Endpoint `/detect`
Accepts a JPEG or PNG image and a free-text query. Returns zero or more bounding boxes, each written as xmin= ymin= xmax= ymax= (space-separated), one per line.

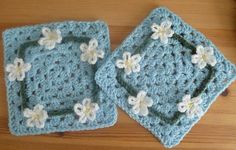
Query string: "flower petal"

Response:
xmin=55 ymin=29 xmax=62 ymax=43
xmin=131 ymin=54 xmax=141 ymax=63
xmin=97 ymin=50 xmax=104 ymax=59
xmin=79 ymin=114 xmax=87 ymax=123
xmin=34 ymin=104 xmax=44 ymax=112
xmin=182 ymin=95 xmax=191 ymax=103
xmin=132 ymin=64 xmax=140 ymax=73
xmin=137 ymin=91 xmax=147 ymax=99
xmin=191 ymin=55 xmax=199 ymax=64
xmin=16 ymin=72 xmax=25 ymax=81
xmin=151 ymin=32 xmax=159 ymax=40
xmin=116 ymin=59 xmax=125 ymax=69
xmin=205 ymin=47 xmax=214 ymax=55
xmin=23 ymin=108 xmax=34 ymax=118
xmin=23 ymin=63 xmax=31 ymax=72
xmin=139 ymin=105 xmax=149 ymax=116
xmin=42 ymin=27 xmax=51 ymax=37
xmin=26 ymin=118 xmax=35 ymax=127
xmin=123 ymin=52 xmax=131 ymax=61
xmin=160 ymin=35 xmax=168 ymax=44
xmin=89 ymin=38 xmax=98 ymax=50
xmin=178 ymin=102 xmax=187 ymax=113
xmin=192 ymin=96 xmax=202 ymax=105
xmin=165 ymin=29 xmax=174 ymax=37
xmin=144 ymin=97 xmax=153 ymax=107
xmin=207 ymin=55 xmax=217 ymax=67
xmin=132 ymin=105 xmax=140 ymax=115
xmin=196 ymin=45 xmax=205 ymax=55
xmin=14 ymin=58 xmax=24 ymax=66
xmin=8 ymin=72 xmax=16 ymax=81
xmin=161 ymin=20 xmax=172 ymax=29
xmin=91 ymin=103 xmax=99 ymax=111
xmin=195 ymin=106 xmax=203 ymax=117
xmin=74 ymin=103 xmax=84 ymax=116
xmin=186 ymin=109 xmax=195 ymax=118
xmin=88 ymin=112 xmax=96 ymax=121
xmin=80 ymin=43 xmax=88 ymax=52
xmin=128 ymin=96 xmax=138 ymax=105
xmin=88 ymin=55 xmax=98 ymax=64
xmin=197 ymin=60 xmax=207 ymax=69
xmin=124 ymin=67 xmax=132 ymax=75
xmin=35 ymin=120 xmax=45 ymax=128
xmin=5 ymin=64 xmax=15 ymax=72
xmin=83 ymin=98 xmax=91 ymax=106
xmin=151 ymin=23 xmax=160 ymax=32
xmin=45 ymin=42 xmax=56 ymax=50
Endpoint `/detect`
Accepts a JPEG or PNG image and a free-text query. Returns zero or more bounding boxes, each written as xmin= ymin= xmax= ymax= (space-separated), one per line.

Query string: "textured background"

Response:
xmin=0 ymin=0 xmax=235 ymax=150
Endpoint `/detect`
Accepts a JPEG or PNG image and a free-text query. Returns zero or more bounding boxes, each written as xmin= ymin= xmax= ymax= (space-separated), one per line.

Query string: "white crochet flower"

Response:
xmin=151 ymin=20 xmax=174 ymax=44
xmin=177 ymin=95 xmax=203 ymax=118
xmin=191 ymin=45 xmax=217 ymax=69
xmin=38 ymin=27 xmax=62 ymax=50
xmin=116 ymin=52 xmax=141 ymax=75
xmin=23 ymin=104 xmax=48 ymax=128
xmin=128 ymin=91 xmax=153 ymax=116
xmin=80 ymin=38 xmax=104 ymax=64
xmin=5 ymin=58 xmax=31 ymax=81
xmin=74 ymin=98 xmax=99 ymax=123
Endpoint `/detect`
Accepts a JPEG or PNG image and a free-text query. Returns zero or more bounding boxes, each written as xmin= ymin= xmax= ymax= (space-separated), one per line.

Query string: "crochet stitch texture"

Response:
xmin=95 ymin=7 xmax=236 ymax=148
xmin=3 ymin=21 xmax=117 ymax=135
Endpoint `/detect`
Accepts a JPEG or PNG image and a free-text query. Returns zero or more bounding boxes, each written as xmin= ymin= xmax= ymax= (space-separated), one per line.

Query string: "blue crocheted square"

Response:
xmin=3 ymin=21 xmax=117 ymax=135
xmin=95 ymin=7 xmax=236 ymax=148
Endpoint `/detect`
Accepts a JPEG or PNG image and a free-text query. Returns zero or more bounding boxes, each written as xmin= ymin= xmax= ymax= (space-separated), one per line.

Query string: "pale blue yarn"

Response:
xmin=3 ymin=21 xmax=117 ymax=135
xmin=95 ymin=7 xmax=236 ymax=148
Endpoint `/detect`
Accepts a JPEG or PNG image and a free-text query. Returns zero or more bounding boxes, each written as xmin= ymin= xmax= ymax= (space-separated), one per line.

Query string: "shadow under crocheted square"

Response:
xmin=3 ymin=21 xmax=117 ymax=135
xmin=95 ymin=7 xmax=236 ymax=148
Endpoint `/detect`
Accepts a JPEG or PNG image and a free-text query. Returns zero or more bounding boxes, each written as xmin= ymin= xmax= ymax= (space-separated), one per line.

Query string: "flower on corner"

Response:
xmin=191 ymin=45 xmax=217 ymax=69
xmin=5 ymin=57 xmax=31 ymax=81
xmin=23 ymin=104 xmax=48 ymax=128
xmin=128 ymin=91 xmax=153 ymax=116
xmin=177 ymin=94 xmax=203 ymax=118
xmin=38 ymin=27 xmax=62 ymax=50
xmin=80 ymin=38 xmax=104 ymax=65
xmin=116 ymin=52 xmax=141 ymax=75
xmin=151 ymin=20 xmax=174 ymax=44
xmin=74 ymin=98 xmax=99 ymax=123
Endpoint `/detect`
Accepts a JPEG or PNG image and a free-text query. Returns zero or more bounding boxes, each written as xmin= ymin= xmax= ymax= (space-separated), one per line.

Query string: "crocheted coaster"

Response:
xmin=3 ymin=21 xmax=117 ymax=135
xmin=95 ymin=7 xmax=236 ymax=148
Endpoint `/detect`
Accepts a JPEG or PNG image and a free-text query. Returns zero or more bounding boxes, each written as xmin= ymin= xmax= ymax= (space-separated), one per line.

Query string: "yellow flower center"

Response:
xmin=32 ymin=113 xmax=41 ymax=121
xmin=15 ymin=66 xmax=23 ymax=74
xmin=124 ymin=59 xmax=133 ymax=68
xmin=187 ymin=102 xmax=194 ymax=109
xmin=201 ymin=54 xmax=208 ymax=61
xmin=84 ymin=106 xmax=92 ymax=116
xmin=48 ymin=33 xmax=58 ymax=40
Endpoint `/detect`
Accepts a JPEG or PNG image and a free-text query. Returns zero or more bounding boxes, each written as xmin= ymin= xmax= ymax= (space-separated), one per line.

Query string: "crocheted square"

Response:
xmin=3 ymin=21 xmax=117 ymax=135
xmin=95 ymin=7 xmax=236 ymax=148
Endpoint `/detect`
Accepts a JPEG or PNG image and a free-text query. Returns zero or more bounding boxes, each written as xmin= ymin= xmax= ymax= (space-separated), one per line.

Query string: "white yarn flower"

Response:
xmin=191 ymin=45 xmax=217 ymax=69
xmin=23 ymin=104 xmax=48 ymax=128
xmin=74 ymin=98 xmax=99 ymax=123
xmin=128 ymin=91 xmax=153 ymax=116
xmin=177 ymin=95 xmax=203 ymax=118
xmin=38 ymin=27 xmax=62 ymax=50
xmin=151 ymin=20 xmax=174 ymax=44
xmin=5 ymin=58 xmax=31 ymax=81
xmin=116 ymin=52 xmax=141 ymax=75
xmin=80 ymin=38 xmax=104 ymax=64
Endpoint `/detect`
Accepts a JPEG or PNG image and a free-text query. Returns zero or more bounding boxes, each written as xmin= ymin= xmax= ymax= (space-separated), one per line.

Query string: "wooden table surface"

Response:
xmin=0 ymin=0 xmax=236 ymax=150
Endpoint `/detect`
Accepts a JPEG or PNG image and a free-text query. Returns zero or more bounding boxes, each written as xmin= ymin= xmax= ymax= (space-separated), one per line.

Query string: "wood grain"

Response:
xmin=0 ymin=0 xmax=236 ymax=149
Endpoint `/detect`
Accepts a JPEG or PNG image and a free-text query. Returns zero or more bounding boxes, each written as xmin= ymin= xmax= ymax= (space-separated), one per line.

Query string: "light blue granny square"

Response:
xmin=95 ymin=7 xmax=236 ymax=148
xmin=3 ymin=21 xmax=117 ymax=135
